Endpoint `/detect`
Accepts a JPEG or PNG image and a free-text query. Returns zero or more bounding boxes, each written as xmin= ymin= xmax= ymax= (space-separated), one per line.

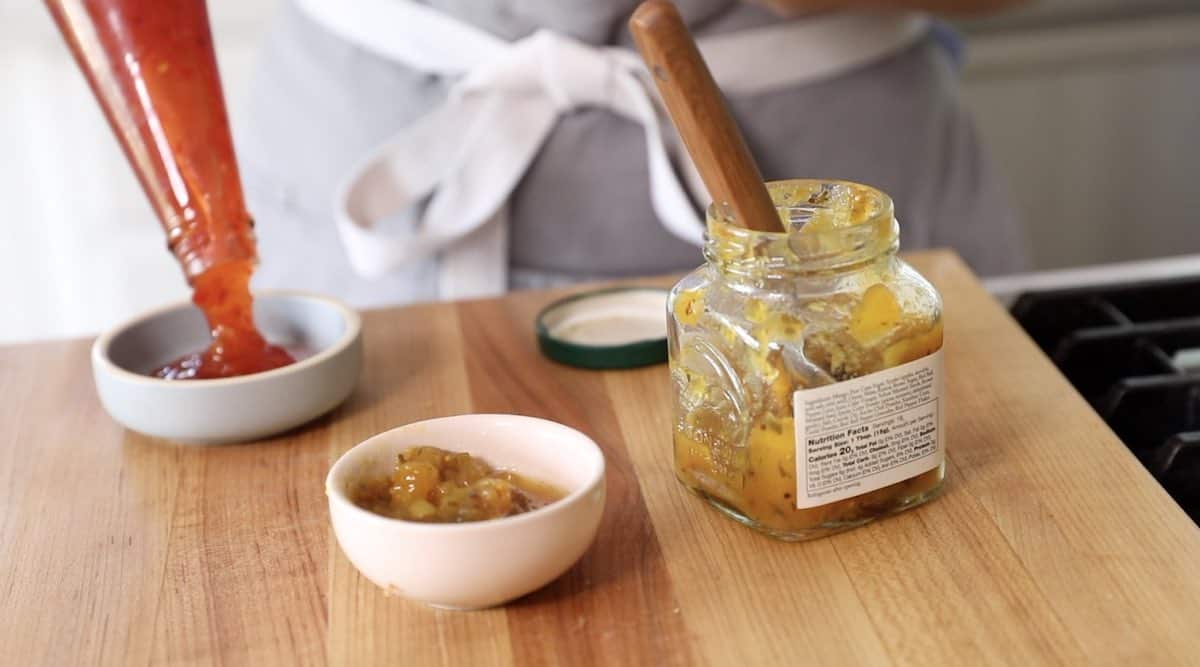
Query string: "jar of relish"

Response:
xmin=668 ymin=179 xmax=945 ymax=541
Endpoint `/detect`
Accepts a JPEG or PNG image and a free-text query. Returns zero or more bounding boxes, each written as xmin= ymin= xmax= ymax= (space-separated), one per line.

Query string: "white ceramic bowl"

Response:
xmin=327 ymin=414 xmax=607 ymax=610
xmin=92 ymin=290 xmax=362 ymax=444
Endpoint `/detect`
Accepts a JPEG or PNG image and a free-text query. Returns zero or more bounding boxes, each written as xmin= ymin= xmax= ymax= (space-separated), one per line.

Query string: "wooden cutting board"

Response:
xmin=3 ymin=250 xmax=1199 ymax=666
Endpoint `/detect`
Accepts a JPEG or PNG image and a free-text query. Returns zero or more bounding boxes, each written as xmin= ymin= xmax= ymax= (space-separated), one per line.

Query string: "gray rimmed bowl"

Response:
xmin=327 ymin=414 xmax=607 ymax=609
xmin=91 ymin=290 xmax=362 ymax=444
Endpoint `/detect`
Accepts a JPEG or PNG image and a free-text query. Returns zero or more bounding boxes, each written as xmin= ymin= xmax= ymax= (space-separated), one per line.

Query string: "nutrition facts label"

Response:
xmin=793 ymin=349 xmax=944 ymax=509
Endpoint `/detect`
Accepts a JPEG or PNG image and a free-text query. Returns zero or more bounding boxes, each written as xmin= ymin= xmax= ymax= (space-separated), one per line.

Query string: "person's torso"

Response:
xmin=241 ymin=1 xmax=1021 ymax=304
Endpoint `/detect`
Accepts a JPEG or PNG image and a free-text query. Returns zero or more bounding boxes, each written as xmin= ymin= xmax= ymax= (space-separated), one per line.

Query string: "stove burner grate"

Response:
xmin=1012 ymin=276 xmax=1200 ymax=523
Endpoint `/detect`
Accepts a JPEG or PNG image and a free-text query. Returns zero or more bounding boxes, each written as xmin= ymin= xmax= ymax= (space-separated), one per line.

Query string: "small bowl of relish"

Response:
xmin=326 ymin=414 xmax=607 ymax=610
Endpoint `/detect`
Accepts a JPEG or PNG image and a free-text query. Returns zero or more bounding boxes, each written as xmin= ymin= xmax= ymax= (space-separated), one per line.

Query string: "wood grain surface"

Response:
xmin=2 ymin=250 xmax=1199 ymax=666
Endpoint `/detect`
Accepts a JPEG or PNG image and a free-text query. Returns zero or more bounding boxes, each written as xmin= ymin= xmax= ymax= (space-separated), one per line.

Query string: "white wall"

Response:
xmin=960 ymin=7 xmax=1200 ymax=271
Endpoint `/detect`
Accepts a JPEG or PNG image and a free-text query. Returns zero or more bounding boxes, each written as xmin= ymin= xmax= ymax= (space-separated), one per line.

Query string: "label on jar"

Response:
xmin=792 ymin=349 xmax=944 ymax=509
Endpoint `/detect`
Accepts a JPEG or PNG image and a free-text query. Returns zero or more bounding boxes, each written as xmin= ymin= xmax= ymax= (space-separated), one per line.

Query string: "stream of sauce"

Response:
xmin=46 ymin=0 xmax=293 ymax=379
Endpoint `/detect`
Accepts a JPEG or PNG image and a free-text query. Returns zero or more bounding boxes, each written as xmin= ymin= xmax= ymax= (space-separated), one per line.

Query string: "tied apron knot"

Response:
xmin=335 ymin=27 xmax=706 ymax=298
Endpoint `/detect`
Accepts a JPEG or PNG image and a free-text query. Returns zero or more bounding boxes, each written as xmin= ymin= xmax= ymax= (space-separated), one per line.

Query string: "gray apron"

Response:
xmin=237 ymin=1 xmax=1027 ymax=309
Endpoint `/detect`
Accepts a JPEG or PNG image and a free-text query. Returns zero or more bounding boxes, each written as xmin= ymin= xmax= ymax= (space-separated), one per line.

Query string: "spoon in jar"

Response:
xmin=629 ymin=0 xmax=784 ymax=233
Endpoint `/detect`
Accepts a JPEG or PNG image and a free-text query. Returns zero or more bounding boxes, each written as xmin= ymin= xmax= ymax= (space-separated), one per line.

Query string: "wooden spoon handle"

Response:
xmin=629 ymin=0 xmax=782 ymax=233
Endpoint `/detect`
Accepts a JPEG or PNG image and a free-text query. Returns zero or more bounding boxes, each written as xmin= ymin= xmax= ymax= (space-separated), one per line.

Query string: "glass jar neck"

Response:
xmin=703 ymin=179 xmax=899 ymax=286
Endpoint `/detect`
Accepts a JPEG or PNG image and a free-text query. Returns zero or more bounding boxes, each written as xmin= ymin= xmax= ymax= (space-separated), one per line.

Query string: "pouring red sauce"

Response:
xmin=46 ymin=0 xmax=293 ymax=379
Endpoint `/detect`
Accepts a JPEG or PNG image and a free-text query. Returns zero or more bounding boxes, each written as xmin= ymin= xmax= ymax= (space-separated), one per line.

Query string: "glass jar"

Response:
xmin=667 ymin=179 xmax=945 ymax=541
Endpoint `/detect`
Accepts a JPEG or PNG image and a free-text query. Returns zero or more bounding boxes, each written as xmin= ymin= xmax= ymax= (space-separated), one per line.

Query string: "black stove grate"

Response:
xmin=1011 ymin=276 xmax=1200 ymax=523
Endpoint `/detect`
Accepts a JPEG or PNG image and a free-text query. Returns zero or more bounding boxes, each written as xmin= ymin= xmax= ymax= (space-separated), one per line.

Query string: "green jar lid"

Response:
xmin=535 ymin=287 xmax=670 ymax=370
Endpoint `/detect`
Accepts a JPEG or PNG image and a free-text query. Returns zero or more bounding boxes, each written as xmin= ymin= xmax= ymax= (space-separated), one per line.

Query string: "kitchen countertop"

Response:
xmin=3 ymin=250 xmax=1199 ymax=665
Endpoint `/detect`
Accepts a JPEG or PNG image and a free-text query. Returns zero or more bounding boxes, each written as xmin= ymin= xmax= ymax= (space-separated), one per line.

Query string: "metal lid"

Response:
xmin=535 ymin=287 xmax=670 ymax=369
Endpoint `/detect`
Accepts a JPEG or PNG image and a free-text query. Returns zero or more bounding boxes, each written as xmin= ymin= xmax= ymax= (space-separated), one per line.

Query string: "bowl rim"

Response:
xmin=326 ymin=414 xmax=606 ymax=534
xmin=91 ymin=289 xmax=362 ymax=389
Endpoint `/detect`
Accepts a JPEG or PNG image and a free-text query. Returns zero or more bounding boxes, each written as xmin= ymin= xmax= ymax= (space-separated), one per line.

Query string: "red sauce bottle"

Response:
xmin=45 ymin=0 xmax=293 ymax=379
